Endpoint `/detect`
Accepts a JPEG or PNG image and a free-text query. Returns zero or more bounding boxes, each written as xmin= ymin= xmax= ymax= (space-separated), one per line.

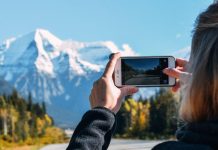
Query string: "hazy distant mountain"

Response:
xmin=0 ymin=29 xmax=136 ymax=127
xmin=0 ymin=79 xmax=14 ymax=95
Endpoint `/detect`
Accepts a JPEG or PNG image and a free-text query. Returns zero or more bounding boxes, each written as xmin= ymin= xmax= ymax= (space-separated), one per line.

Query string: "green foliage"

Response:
xmin=0 ymin=90 xmax=65 ymax=148
xmin=0 ymin=96 xmax=6 ymax=108
xmin=114 ymin=88 xmax=179 ymax=139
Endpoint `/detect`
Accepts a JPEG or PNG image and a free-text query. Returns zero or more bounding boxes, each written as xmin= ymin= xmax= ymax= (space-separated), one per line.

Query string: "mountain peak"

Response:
xmin=33 ymin=28 xmax=62 ymax=48
xmin=35 ymin=28 xmax=49 ymax=33
xmin=0 ymin=29 xmax=137 ymax=126
xmin=0 ymin=29 xmax=136 ymax=74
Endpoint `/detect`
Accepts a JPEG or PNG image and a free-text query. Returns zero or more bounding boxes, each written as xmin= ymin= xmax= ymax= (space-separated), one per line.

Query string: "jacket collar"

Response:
xmin=176 ymin=120 xmax=218 ymax=149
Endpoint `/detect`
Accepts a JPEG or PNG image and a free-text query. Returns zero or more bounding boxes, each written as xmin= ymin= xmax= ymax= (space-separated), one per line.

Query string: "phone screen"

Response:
xmin=121 ymin=58 xmax=169 ymax=86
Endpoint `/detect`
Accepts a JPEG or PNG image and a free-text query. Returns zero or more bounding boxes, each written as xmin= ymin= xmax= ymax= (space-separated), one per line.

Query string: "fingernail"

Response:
xmin=163 ymin=68 xmax=169 ymax=73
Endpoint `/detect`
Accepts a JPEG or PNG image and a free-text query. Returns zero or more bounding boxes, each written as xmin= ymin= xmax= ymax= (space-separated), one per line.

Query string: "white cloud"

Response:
xmin=172 ymin=46 xmax=191 ymax=59
xmin=121 ymin=44 xmax=138 ymax=56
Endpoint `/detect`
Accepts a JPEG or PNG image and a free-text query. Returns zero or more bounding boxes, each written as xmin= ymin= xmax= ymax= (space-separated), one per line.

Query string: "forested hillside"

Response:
xmin=115 ymin=88 xmax=179 ymax=139
xmin=0 ymin=90 xmax=66 ymax=149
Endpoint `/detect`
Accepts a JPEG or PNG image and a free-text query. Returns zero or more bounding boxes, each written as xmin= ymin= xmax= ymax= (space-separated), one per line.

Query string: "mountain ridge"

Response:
xmin=0 ymin=29 xmax=136 ymax=127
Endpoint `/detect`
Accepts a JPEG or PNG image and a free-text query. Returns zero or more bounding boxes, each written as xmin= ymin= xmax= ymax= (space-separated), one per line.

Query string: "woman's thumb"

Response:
xmin=163 ymin=68 xmax=181 ymax=78
xmin=121 ymin=86 xmax=138 ymax=97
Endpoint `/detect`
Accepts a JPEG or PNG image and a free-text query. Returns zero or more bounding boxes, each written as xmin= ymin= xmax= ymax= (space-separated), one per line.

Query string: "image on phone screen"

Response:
xmin=121 ymin=58 xmax=168 ymax=86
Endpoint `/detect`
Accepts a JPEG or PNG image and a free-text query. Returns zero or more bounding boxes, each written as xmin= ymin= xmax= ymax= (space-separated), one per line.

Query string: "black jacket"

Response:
xmin=67 ymin=107 xmax=217 ymax=150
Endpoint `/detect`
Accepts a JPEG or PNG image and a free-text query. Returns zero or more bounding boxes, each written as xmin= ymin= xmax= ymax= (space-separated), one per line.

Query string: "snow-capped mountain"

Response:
xmin=0 ymin=29 xmax=136 ymax=127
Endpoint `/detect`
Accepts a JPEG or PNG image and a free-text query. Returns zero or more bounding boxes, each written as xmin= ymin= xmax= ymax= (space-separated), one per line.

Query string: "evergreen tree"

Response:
xmin=149 ymin=97 xmax=160 ymax=134
xmin=0 ymin=90 xmax=56 ymax=144
xmin=149 ymin=88 xmax=178 ymax=135
xmin=27 ymin=92 xmax=33 ymax=112
xmin=115 ymin=103 xmax=130 ymax=135
xmin=114 ymin=88 xmax=179 ymax=139
xmin=34 ymin=103 xmax=44 ymax=118
xmin=42 ymin=101 xmax=46 ymax=114
xmin=0 ymin=96 xmax=6 ymax=108
xmin=0 ymin=96 xmax=8 ymax=136
xmin=11 ymin=90 xmax=18 ymax=101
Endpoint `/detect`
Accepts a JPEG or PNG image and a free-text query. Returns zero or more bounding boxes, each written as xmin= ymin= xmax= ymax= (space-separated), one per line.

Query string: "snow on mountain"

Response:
xmin=0 ymin=29 xmax=135 ymax=79
xmin=0 ymin=29 xmax=136 ymax=127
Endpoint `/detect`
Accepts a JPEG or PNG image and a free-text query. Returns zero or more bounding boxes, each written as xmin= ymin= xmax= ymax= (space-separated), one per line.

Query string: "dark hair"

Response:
xmin=180 ymin=3 xmax=218 ymax=122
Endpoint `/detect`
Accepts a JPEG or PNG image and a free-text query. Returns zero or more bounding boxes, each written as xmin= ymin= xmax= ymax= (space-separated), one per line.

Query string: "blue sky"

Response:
xmin=0 ymin=0 xmax=213 ymax=56
xmin=124 ymin=59 xmax=159 ymax=71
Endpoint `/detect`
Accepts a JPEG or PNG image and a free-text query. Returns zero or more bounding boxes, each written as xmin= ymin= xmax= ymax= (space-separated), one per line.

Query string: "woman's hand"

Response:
xmin=163 ymin=58 xmax=191 ymax=92
xmin=89 ymin=53 xmax=138 ymax=113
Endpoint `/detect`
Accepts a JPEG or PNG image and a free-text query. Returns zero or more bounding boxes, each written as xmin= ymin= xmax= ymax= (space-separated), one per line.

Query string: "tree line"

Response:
xmin=0 ymin=90 xmax=66 ymax=147
xmin=114 ymin=88 xmax=179 ymax=139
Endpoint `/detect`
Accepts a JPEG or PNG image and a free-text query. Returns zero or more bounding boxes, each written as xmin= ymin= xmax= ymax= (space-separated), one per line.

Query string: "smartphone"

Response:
xmin=114 ymin=56 xmax=176 ymax=87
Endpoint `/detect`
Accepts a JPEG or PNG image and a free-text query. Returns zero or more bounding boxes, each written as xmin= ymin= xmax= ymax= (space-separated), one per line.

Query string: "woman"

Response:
xmin=67 ymin=3 xmax=218 ymax=150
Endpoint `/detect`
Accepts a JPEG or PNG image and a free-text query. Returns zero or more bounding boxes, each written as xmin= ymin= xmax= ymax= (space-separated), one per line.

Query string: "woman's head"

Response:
xmin=180 ymin=3 xmax=218 ymax=122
